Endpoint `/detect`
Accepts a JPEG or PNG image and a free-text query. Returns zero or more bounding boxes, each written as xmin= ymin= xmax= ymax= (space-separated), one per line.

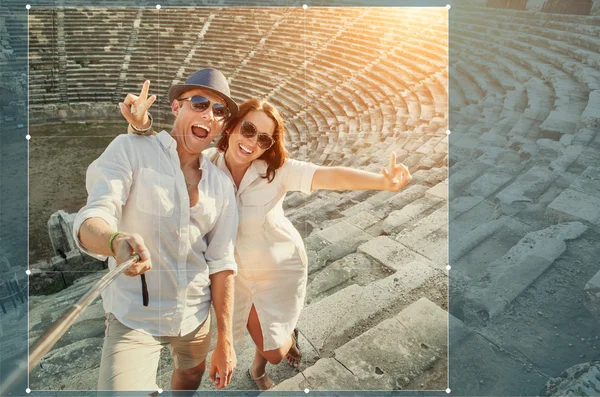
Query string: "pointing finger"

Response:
xmin=389 ymin=151 xmax=397 ymax=173
xmin=140 ymin=80 xmax=150 ymax=102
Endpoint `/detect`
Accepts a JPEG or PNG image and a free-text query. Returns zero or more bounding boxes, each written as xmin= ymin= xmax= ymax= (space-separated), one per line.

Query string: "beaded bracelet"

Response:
xmin=130 ymin=113 xmax=153 ymax=135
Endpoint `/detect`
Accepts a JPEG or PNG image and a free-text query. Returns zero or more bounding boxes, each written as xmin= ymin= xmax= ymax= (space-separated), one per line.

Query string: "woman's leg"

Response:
xmin=246 ymin=304 xmax=294 ymax=364
xmin=246 ymin=304 xmax=295 ymax=389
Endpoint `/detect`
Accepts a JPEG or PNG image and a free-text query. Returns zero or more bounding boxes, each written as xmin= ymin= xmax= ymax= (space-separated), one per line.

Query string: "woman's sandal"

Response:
xmin=286 ymin=328 xmax=302 ymax=368
xmin=248 ymin=368 xmax=275 ymax=390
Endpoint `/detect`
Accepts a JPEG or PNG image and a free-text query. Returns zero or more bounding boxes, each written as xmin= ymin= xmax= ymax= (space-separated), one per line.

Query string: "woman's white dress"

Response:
xmin=206 ymin=148 xmax=318 ymax=350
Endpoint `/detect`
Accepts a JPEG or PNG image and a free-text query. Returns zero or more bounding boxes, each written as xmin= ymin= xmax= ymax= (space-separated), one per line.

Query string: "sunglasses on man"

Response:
xmin=240 ymin=120 xmax=276 ymax=150
xmin=178 ymin=95 xmax=231 ymax=120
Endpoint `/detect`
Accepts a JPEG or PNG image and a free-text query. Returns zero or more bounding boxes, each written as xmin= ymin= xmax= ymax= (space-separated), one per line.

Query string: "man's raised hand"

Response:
xmin=119 ymin=80 xmax=156 ymax=132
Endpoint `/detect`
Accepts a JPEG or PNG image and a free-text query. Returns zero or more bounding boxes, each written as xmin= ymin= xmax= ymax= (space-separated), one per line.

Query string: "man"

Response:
xmin=73 ymin=68 xmax=239 ymax=392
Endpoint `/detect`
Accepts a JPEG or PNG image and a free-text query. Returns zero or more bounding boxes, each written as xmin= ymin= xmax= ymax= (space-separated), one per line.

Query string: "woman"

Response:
xmin=120 ymin=81 xmax=412 ymax=390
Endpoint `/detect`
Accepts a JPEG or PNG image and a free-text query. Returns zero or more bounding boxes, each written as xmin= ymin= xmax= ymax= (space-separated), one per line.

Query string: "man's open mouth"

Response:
xmin=191 ymin=124 xmax=210 ymax=139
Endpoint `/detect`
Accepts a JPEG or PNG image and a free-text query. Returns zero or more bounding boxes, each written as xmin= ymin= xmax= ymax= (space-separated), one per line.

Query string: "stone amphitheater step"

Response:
xmin=395 ymin=204 xmax=448 ymax=268
xmin=382 ymin=196 xmax=445 ymax=235
xmin=546 ymin=166 xmax=600 ymax=227
xmin=271 ymin=297 xmax=449 ymax=391
xmin=448 ymin=316 xmax=545 ymax=396
xmin=462 ymin=221 xmax=588 ymax=325
xmin=496 ymin=166 xmax=560 ymax=207
xmin=30 ymin=337 xmax=104 ymax=390
xmin=305 ymin=220 xmax=373 ymax=275
xmin=582 ymin=90 xmax=600 ymax=127
xmin=301 ymin=251 xmax=443 ymax=358
xmin=450 ymin=215 xmax=531 ymax=266
xmin=583 ymin=268 xmax=600 ymax=323
xmin=368 ymin=184 xmax=429 ymax=220
xmin=465 ymin=168 xmax=515 ymax=199
xmin=170 ymin=245 xmax=445 ymax=391
xmin=305 ymin=252 xmax=393 ymax=305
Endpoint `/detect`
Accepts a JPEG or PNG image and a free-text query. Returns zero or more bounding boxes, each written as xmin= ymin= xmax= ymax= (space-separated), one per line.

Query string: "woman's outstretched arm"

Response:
xmin=311 ymin=152 xmax=412 ymax=192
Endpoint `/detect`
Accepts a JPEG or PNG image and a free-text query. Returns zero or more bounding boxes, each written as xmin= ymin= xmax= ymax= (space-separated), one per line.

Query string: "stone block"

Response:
xmin=496 ymin=166 xmax=559 ymax=205
xmin=346 ymin=211 xmax=381 ymax=230
xmin=449 ymin=163 xmax=488 ymax=197
xmin=477 ymin=147 xmax=523 ymax=170
xmin=341 ymin=201 xmax=374 ymax=217
xmin=382 ymin=197 xmax=443 ymax=234
xmin=449 ymin=217 xmax=509 ymax=264
xmin=65 ymin=250 xmax=83 ymax=268
xmin=539 ymin=110 xmax=578 ymax=139
xmin=316 ymin=230 xmax=372 ymax=265
xmin=416 ymin=135 xmax=445 ymax=155
xmin=28 ymin=270 xmax=65 ymax=296
xmin=334 ymin=298 xmax=447 ymax=390
xmin=425 ymin=179 xmax=448 ymax=200
xmin=582 ymin=90 xmax=600 ymax=127
xmin=466 ymin=170 xmax=514 ymax=198
xmin=569 ymin=167 xmax=600 ymax=198
xmin=549 ymin=146 xmax=584 ymax=172
xmin=578 ymin=147 xmax=600 ymax=169
xmin=47 ymin=210 xmax=78 ymax=258
xmin=306 ymin=253 xmax=373 ymax=304
xmin=464 ymin=222 xmax=587 ymax=323
xmin=51 ymin=256 xmax=66 ymax=268
xmin=449 ymin=196 xmax=483 ymax=221
xmin=541 ymin=361 xmax=600 ymax=397
xmin=371 ymin=184 xmax=428 ymax=219
xmin=304 ymin=234 xmax=329 ymax=253
xmin=573 ymin=127 xmax=597 ymax=146
xmin=298 ymin=265 xmax=437 ymax=355
xmin=396 ymin=206 xmax=448 ymax=269
xmin=546 ymin=189 xmax=600 ymax=226
xmin=30 ymin=338 xmax=104 ymax=390
xmin=358 ymin=236 xmax=433 ymax=272
xmin=316 ymin=220 xmax=372 ymax=245
xmin=411 ymin=167 xmax=448 ymax=187
xmin=583 ymin=269 xmax=600 ymax=322
xmin=271 ymin=358 xmax=359 ymax=391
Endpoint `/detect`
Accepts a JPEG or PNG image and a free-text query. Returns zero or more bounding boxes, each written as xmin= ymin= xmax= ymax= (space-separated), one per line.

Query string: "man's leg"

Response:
xmin=97 ymin=313 xmax=163 ymax=391
xmin=171 ymin=360 xmax=206 ymax=391
xmin=169 ymin=312 xmax=212 ymax=391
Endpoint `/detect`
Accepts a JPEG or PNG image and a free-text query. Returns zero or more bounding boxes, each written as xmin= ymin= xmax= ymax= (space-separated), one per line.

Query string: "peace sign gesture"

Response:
xmin=118 ymin=80 xmax=156 ymax=132
xmin=381 ymin=152 xmax=412 ymax=192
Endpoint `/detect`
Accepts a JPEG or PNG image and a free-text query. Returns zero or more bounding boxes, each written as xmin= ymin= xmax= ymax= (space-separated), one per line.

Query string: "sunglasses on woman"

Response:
xmin=240 ymin=120 xmax=276 ymax=150
xmin=178 ymin=96 xmax=231 ymax=120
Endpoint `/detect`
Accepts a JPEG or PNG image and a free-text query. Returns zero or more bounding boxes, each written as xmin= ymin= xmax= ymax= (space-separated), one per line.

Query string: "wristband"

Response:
xmin=130 ymin=112 xmax=153 ymax=135
xmin=108 ymin=231 xmax=123 ymax=256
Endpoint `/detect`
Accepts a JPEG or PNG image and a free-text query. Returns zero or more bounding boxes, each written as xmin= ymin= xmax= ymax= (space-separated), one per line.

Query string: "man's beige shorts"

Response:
xmin=97 ymin=312 xmax=212 ymax=391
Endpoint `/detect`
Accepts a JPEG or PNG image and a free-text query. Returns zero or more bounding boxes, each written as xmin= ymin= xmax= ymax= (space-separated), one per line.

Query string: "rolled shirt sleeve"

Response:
xmin=280 ymin=158 xmax=320 ymax=194
xmin=205 ymin=174 xmax=239 ymax=276
xmin=72 ymin=134 xmax=134 ymax=261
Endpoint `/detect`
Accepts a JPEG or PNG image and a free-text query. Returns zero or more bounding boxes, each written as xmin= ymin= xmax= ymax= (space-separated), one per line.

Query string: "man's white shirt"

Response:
xmin=73 ymin=131 xmax=238 ymax=336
